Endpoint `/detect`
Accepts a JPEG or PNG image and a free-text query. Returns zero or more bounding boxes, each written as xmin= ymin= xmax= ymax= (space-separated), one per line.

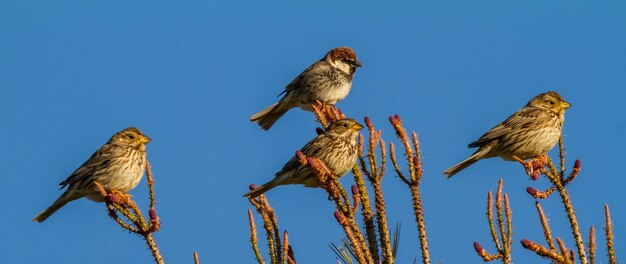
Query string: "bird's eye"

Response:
xmin=548 ymin=101 xmax=555 ymax=105
xmin=343 ymin=123 xmax=348 ymax=127
xmin=129 ymin=135 xmax=135 ymax=139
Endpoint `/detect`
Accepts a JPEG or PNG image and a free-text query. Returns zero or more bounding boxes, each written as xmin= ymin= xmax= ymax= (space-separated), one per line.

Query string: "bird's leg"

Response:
xmin=512 ymin=155 xmax=534 ymax=176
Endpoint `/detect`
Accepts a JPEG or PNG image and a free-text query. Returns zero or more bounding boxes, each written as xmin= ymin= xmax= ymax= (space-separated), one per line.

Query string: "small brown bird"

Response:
xmin=444 ymin=91 xmax=571 ymax=178
xmin=33 ymin=127 xmax=151 ymax=222
xmin=250 ymin=47 xmax=362 ymax=130
xmin=244 ymin=119 xmax=363 ymax=198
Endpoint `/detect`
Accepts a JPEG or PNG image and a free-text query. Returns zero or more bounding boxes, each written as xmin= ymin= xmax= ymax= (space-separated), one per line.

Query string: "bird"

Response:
xmin=250 ymin=47 xmax=362 ymax=130
xmin=33 ymin=127 xmax=151 ymax=222
xmin=444 ymin=91 xmax=571 ymax=178
xmin=244 ymin=119 xmax=363 ymax=198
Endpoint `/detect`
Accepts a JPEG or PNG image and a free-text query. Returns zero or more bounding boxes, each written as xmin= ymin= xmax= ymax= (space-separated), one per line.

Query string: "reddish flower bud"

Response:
xmin=296 ymin=150 xmax=306 ymax=160
xmin=333 ymin=211 xmax=344 ymax=221
xmin=106 ymin=194 xmax=120 ymax=204
xmin=520 ymin=239 xmax=531 ymax=248
xmin=531 ymin=171 xmax=540 ymax=181
xmin=526 ymin=187 xmax=537 ymax=196
xmin=388 ymin=116 xmax=396 ymax=123
xmin=306 ymin=158 xmax=317 ymax=167
xmin=351 ymin=185 xmax=359 ymax=196
xmin=149 ymin=209 xmax=158 ymax=220
xmin=413 ymin=156 xmax=420 ymax=166
xmin=394 ymin=114 xmax=401 ymax=122
xmin=315 ymin=127 xmax=324 ymax=135
xmin=473 ymin=242 xmax=483 ymax=253
xmin=364 ymin=116 xmax=372 ymax=127
xmin=574 ymin=159 xmax=581 ymax=170
xmin=249 ymin=184 xmax=258 ymax=191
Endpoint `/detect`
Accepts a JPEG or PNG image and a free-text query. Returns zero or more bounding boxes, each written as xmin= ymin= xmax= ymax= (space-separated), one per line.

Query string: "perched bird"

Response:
xmin=33 ymin=127 xmax=151 ymax=222
xmin=444 ymin=91 xmax=571 ymax=178
xmin=250 ymin=47 xmax=362 ymax=130
xmin=244 ymin=119 xmax=363 ymax=198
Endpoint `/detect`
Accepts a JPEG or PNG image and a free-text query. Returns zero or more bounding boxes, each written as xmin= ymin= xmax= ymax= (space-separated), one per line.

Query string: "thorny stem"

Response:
xmin=194 ymin=251 xmax=200 ymax=264
xmin=388 ymin=115 xmax=430 ymax=264
xmin=473 ymin=242 xmax=502 ymax=261
xmin=363 ymin=117 xmax=393 ymax=264
xmin=531 ymin=146 xmax=587 ymax=264
xmin=248 ymin=209 xmax=265 ymax=264
xmin=605 ymin=205 xmax=616 ymax=264
xmin=521 ymin=239 xmax=566 ymax=263
xmin=94 ymin=161 xmax=163 ymax=264
xmin=335 ymin=211 xmax=368 ymax=264
xmin=145 ymin=233 xmax=164 ymax=264
xmin=541 ymin=160 xmax=587 ymax=264
xmin=352 ymin=165 xmax=380 ymax=262
xmin=535 ymin=202 xmax=555 ymax=250
xmin=495 ymin=180 xmax=507 ymax=258
xmin=559 ymin=137 xmax=565 ymax=178
xmin=588 ymin=226 xmax=596 ymax=264
xmin=410 ymin=184 xmax=430 ymax=264
xmin=503 ymin=194 xmax=512 ymax=263
xmin=486 ymin=192 xmax=503 ymax=253
xmin=282 ymin=231 xmax=289 ymax=264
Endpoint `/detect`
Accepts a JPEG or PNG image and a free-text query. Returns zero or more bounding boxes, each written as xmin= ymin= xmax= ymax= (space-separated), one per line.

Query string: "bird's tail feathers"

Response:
xmin=33 ymin=191 xmax=80 ymax=223
xmin=250 ymin=102 xmax=289 ymax=130
xmin=243 ymin=178 xmax=281 ymax=198
xmin=443 ymin=153 xmax=481 ymax=178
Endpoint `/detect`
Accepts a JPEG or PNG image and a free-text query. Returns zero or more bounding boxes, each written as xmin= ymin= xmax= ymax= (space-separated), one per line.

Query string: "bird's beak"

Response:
xmin=353 ymin=123 xmax=364 ymax=131
xmin=140 ymin=135 xmax=152 ymax=144
xmin=351 ymin=59 xmax=362 ymax=68
xmin=560 ymin=101 xmax=571 ymax=109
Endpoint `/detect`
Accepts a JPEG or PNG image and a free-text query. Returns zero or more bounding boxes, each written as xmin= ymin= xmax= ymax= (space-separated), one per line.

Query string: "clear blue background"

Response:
xmin=2 ymin=1 xmax=625 ymax=263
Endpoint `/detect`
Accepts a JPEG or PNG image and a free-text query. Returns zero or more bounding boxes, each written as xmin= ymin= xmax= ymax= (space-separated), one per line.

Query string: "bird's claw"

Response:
xmin=513 ymin=154 xmax=548 ymax=180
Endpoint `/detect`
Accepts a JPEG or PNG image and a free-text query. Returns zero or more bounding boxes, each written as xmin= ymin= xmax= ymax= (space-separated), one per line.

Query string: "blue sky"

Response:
xmin=2 ymin=1 xmax=625 ymax=263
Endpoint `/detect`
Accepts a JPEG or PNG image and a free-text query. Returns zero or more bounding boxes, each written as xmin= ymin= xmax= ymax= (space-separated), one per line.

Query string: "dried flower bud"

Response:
xmin=574 ymin=159 xmax=581 ymax=170
xmin=473 ymin=242 xmax=484 ymax=253
xmin=149 ymin=209 xmax=158 ymax=220
xmin=249 ymin=184 xmax=258 ymax=191
xmin=526 ymin=187 xmax=538 ymax=196
xmin=315 ymin=127 xmax=324 ymax=135
xmin=394 ymin=114 xmax=401 ymax=122
xmin=351 ymin=185 xmax=359 ymax=196
xmin=388 ymin=115 xmax=396 ymax=123
xmin=520 ymin=239 xmax=532 ymax=248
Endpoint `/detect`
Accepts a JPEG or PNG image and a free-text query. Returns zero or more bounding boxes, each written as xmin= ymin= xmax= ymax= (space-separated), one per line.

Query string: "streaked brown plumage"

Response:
xmin=250 ymin=47 xmax=362 ymax=130
xmin=244 ymin=119 xmax=363 ymax=198
xmin=444 ymin=91 xmax=571 ymax=178
xmin=33 ymin=127 xmax=151 ymax=222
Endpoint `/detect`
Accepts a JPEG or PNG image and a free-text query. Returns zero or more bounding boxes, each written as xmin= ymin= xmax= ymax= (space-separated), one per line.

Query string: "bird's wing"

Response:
xmin=278 ymin=59 xmax=326 ymax=97
xmin=468 ymin=107 xmax=546 ymax=148
xmin=275 ymin=134 xmax=328 ymax=176
xmin=59 ymin=145 xmax=114 ymax=188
